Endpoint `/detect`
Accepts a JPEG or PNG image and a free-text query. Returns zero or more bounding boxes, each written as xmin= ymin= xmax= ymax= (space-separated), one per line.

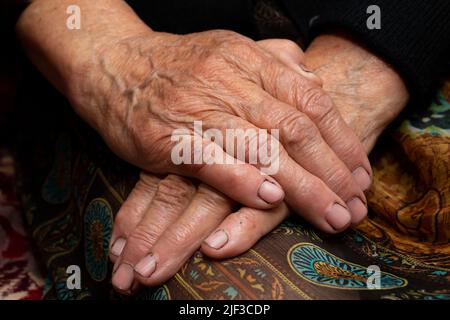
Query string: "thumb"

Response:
xmin=257 ymin=39 xmax=322 ymax=86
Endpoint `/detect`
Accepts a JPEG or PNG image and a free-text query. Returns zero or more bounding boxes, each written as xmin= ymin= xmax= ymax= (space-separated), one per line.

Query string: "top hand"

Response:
xmin=18 ymin=0 xmax=371 ymax=232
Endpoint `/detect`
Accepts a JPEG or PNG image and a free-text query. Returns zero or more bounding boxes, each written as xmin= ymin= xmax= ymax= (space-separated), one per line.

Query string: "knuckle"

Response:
xmin=297 ymin=88 xmax=365 ymax=161
xmin=262 ymin=60 xmax=286 ymax=91
xmin=114 ymin=206 xmax=143 ymax=236
xmin=194 ymin=33 xmax=253 ymax=74
xmin=135 ymin=173 xmax=160 ymax=193
xmin=340 ymin=138 xmax=363 ymax=160
xmin=325 ymin=167 xmax=353 ymax=192
xmin=300 ymin=87 xmax=335 ymax=123
xmin=196 ymin=184 xmax=234 ymax=211
xmin=229 ymin=41 xmax=258 ymax=60
xmin=276 ymin=39 xmax=303 ymax=56
xmin=152 ymin=175 xmax=195 ymax=209
xmin=164 ymin=174 xmax=195 ymax=192
xmin=165 ymin=224 xmax=193 ymax=247
xmin=209 ymin=32 xmax=265 ymax=75
xmin=113 ymin=212 xmax=127 ymax=230
xmin=280 ymin=112 xmax=320 ymax=150
xmin=195 ymin=51 xmax=227 ymax=76
xmin=301 ymin=88 xmax=346 ymax=138
xmin=221 ymin=33 xmax=256 ymax=54
xmin=113 ymin=214 xmax=131 ymax=236
xmin=209 ymin=30 xmax=242 ymax=42
xmin=128 ymin=226 xmax=160 ymax=253
xmin=296 ymin=175 xmax=324 ymax=205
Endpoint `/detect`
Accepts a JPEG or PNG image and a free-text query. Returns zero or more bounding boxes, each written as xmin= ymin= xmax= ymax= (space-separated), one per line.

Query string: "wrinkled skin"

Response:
xmin=305 ymin=33 xmax=409 ymax=152
xmin=69 ymin=30 xmax=371 ymax=232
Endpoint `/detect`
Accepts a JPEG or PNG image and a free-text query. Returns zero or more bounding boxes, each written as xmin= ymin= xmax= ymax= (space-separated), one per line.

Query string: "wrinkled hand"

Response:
xmin=69 ymin=30 xmax=371 ymax=232
xmin=304 ymin=33 xmax=409 ymax=152
xmin=109 ymin=171 xmax=289 ymax=293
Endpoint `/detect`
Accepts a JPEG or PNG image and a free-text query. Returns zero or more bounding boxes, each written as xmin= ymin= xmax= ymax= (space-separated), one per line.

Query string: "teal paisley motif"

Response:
xmin=401 ymin=89 xmax=450 ymax=137
xmin=84 ymin=198 xmax=113 ymax=281
xmin=41 ymin=133 xmax=72 ymax=204
xmin=138 ymin=286 xmax=171 ymax=300
xmin=288 ymin=243 xmax=407 ymax=290
xmin=151 ymin=286 xmax=171 ymax=300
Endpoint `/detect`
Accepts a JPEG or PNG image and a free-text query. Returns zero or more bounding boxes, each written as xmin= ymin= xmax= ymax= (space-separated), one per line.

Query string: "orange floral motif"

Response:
xmin=314 ymin=261 xmax=366 ymax=282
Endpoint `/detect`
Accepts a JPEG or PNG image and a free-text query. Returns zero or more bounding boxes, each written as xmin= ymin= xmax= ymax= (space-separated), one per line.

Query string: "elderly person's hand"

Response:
xmin=109 ymin=169 xmax=289 ymax=294
xmin=17 ymin=0 xmax=371 ymax=233
xmin=108 ymin=35 xmax=409 ymax=293
xmin=303 ymin=33 xmax=409 ymax=152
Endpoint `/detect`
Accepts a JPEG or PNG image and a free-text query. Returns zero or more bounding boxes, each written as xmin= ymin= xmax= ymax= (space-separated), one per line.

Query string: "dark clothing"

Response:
xmin=124 ymin=0 xmax=258 ymax=38
xmin=277 ymin=0 xmax=450 ymax=106
xmin=126 ymin=0 xmax=450 ymax=106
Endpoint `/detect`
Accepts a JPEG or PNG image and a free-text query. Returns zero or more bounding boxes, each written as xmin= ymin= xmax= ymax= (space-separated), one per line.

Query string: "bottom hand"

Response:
xmin=304 ymin=33 xmax=409 ymax=152
xmin=109 ymin=172 xmax=288 ymax=293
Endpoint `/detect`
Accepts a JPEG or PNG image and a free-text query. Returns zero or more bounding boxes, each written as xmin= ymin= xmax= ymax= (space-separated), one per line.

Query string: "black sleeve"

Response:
xmin=125 ymin=0 xmax=256 ymax=37
xmin=278 ymin=0 xmax=450 ymax=106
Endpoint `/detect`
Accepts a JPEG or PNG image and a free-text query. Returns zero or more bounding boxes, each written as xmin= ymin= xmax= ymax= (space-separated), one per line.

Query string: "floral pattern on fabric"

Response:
xmin=84 ymin=198 xmax=113 ymax=282
xmin=288 ymin=243 xmax=407 ymax=289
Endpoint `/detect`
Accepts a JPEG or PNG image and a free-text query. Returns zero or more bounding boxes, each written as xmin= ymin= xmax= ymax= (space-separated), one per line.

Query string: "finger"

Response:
xmin=109 ymin=172 xmax=160 ymax=264
xmin=238 ymin=86 xmax=368 ymax=225
xmin=198 ymin=113 xmax=355 ymax=231
xmin=201 ymin=203 xmax=289 ymax=259
xmin=175 ymin=135 xmax=285 ymax=209
xmin=132 ymin=184 xmax=234 ymax=287
xmin=257 ymin=39 xmax=322 ymax=86
xmin=259 ymin=58 xmax=373 ymax=191
xmin=112 ymin=175 xmax=196 ymax=293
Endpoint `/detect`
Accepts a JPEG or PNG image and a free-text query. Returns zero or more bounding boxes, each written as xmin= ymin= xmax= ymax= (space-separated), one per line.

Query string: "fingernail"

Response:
xmin=352 ymin=167 xmax=372 ymax=191
xmin=258 ymin=180 xmax=284 ymax=204
xmin=112 ymin=263 xmax=134 ymax=291
xmin=110 ymin=238 xmax=126 ymax=256
xmin=204 ymin=229 xmax=228 ymax=250
xmin=134 ymin=254 xmax=157 ymax=278
xmin=326 ymin=203 xmax=352 ymax=231
xmin=347 ymin=197 xmax=368 ymax=225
